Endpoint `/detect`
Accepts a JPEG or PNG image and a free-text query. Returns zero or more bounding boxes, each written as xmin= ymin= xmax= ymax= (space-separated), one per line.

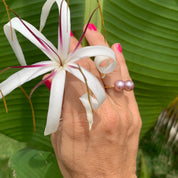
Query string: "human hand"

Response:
xmin=44 ymin=24 xmax=142 ymax=178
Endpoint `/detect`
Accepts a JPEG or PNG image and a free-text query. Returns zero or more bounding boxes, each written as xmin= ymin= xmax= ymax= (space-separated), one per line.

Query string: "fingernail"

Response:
xmin=70 ymin=31 xmax=74 ymax=37
xmin=116 ymin=43 xmax=122 ymax=53
xmin=88 ymin=23 xmax=97 ymax=31
xmin=44 ymin=80 xmax=51 ymax=91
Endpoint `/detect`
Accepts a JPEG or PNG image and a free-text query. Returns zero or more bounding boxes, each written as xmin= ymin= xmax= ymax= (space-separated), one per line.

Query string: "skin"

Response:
xmin=44 ymin=26 xmax=142 ymax=178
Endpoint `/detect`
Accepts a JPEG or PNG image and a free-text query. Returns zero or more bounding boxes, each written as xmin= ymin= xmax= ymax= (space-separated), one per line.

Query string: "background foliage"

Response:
xmin=0 ymin=0 xmax=178 ymax=177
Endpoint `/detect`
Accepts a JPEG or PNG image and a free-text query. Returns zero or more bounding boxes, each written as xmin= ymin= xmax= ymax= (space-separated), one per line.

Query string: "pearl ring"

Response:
xmin=105 ymin=80 xmax=134 ymax=92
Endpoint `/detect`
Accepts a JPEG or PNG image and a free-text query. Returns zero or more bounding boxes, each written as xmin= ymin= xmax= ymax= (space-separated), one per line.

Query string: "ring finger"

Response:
xmin=85 ymin=24 xmax=128 ymax=107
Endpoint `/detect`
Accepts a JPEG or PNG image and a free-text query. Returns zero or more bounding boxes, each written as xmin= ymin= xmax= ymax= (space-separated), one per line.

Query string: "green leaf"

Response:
xmin=101 ymin=0 xmax=178 ymax=137
xmin=138 ymin=151 xmax=151 ymax=178
xmin=0 ymin=0 xmax=178 ymax=151
xmin=0 ymin=134 xmax=26 ymax=177
xmin=9 ymin=147 xmax=62 ymax=178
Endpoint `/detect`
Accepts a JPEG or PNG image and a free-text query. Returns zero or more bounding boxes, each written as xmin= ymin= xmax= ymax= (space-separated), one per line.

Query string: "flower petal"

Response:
xmin=4 ymin=18 xmax=59 ymax=65
xmin=44 ymin=70 xmax=66 ymax=135
xmin=67 ymin=64 xmax=106 ymax=129
xmin=40 ymin=0 xmax=70 ymax=57
xmin=68 ymin=46 xmax=116 ymax=73
xmin=40 ymin=0 xmax=61 ymax=31
xmin=79 ymin=93 xmax=93 ymax=130
xmin=0 ymin=61 xmax=55 ymax=98
xmin=58 ymin=0 xmax=71 ymax=57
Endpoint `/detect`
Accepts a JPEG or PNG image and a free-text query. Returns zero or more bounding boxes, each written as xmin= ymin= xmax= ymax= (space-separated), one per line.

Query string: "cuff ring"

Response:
xmin=105 ymin=80 xmax=134 ymax=92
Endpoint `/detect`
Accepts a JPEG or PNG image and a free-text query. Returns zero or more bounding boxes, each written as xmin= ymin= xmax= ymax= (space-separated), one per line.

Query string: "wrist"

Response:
xmin=62 ymin=171 xmax=137 ymax=178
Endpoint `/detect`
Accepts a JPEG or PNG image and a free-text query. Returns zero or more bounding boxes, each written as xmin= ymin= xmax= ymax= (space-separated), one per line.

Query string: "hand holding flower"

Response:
xmin=1 ymin=0 xmax=116 ymax=135
xmin=46 ymin=26 xmax=142 ymax=178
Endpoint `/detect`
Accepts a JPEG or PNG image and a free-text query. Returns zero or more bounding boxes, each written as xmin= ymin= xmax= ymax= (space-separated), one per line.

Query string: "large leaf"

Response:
xmin=0 ymin=134 xmax=26 ymax=177
xmin=0 ymin=0 xmax=178 ymax=151
xmin=9 ymin=147 xmax=62 ymax=177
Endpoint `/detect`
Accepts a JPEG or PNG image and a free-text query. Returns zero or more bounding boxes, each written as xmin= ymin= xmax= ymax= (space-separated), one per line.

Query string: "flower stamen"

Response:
xmin=0 ymin=89 xmax=8 ymax=113
xmin=77 ymin=65 xmax=93 ymax=111
xmin=72 ymin=7 xmax=99 ymax=53
xmin=29 ymin=70 xmax=57 ymax=98
xmin=2 ymin=0 xmax=13 ymax=40
xmin=19 ymin=86 xmax=36 ymax=132
xmin=96 ymin=0 xmax=106 ymax=42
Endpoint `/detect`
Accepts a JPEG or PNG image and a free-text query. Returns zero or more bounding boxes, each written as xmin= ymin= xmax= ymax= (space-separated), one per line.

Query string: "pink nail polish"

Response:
xmin=70 ymin=31 xmax=74 ymax=37
xmin=88 ymin=23 xmax=97 ymax=31
xmin=116 ymin=43 xmax=122 ymax=53
xmin=44 ymin=80 xmax=51 ymax=91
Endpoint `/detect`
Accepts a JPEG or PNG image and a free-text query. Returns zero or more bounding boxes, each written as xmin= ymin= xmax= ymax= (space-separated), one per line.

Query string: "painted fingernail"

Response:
xmin=44 ymin=80 xmax=51 ymax=91
xmin=70 ymin=31 xmax=74 ymax=37
xmin=88 ymin=23 xmax=97 ymax=31
xmin=116 ymin=43 xmax=122 ymax=53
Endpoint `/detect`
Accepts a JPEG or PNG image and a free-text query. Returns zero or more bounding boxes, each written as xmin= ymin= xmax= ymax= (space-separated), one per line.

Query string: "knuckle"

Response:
xmin=101 ymin=111 xmax=120 ymax=133
xmin=129 ymin=115 xmax=142 ymax=135
xmin=120 ymin=111 xmax=133 ymax=130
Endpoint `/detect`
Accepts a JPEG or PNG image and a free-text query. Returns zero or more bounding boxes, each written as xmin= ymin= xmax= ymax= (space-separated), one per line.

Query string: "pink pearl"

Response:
xmin=114 ymin=80 xmax=124 ymax=91
xmin=124 ymin=80 xmax=134 ymax=91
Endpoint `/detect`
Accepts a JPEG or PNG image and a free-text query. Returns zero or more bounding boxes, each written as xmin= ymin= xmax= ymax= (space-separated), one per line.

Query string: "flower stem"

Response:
xmin=19 ymin=86 xmax=36 ymax=133
xmin=96 ymin=0 xmax=106 ymax=41
xmin=2 ymin=0 xmax=13 ymax=40
xmin=77 ymin=65 xmax=93 ymax=111
xmin=0 ymin=89 xmax=8 ymax=113
xmin=72 ymin=7 xmax=98 ymax=53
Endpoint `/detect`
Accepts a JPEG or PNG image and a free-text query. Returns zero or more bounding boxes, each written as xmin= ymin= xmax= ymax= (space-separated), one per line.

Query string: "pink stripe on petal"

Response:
xmin=8 ymin=7 xmax=63 ymax=65
xmin=0 ymin=64 xmax=49 ymax=75
xmin=10 ymin=9 xmax=50 ymax=51
xmin=59 ymin=0 xmax=65 ymax=51
xmin=39 ymin=39 xmax=63 ymax=65
xmin=68 ymin=64 xmax=78 ymax=69
xmin=10 ymin=64 xmax=50 ymax=69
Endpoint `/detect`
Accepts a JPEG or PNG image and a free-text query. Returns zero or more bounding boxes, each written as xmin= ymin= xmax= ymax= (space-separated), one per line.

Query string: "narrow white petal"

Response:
xmin=57 ymin=0 xmax=71 ymax=57
xmin=0 ymin=61 xmax=55 ymax=98
xmin=40 ymin=0 xmax=71 ymax=57
xmin=79 ymin=94 xmax=93 ymax=130
xmin=67 ymin=64 xmax=105 ymax=109
xmin=94 ymin=55 xmax=116 ymax=74
xmin=40 ymin=0 xmax=59 ymax=31
xmin=4 ymin=18 xmax=59 ymax=64
xmin=67 ymin=64 xmax=106 ymax=129
xmin=4 ymin=22 xmax=26 ymax=66
xmin=44 ymin=70 xmax=66 ymax=135
xmin=68 ymin=46 xmax=116 ymax=73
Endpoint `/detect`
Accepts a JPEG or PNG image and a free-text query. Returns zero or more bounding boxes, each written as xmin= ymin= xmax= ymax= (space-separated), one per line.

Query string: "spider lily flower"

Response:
xmin=1 ymin=0 xmax=116 ymax=135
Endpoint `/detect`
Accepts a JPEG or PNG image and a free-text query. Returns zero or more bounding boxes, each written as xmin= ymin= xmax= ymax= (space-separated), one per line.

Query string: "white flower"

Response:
xmin=1 ymin=0 xmax=116 ymax=135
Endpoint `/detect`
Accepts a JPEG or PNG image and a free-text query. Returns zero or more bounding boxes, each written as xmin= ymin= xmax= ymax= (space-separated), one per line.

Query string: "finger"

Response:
xmin=111 ymin=44 xmax=141 ymax=169
xmin=111 ymin=43 xmax=140 ymax=117
xmin=69 ymin=31 xmax=82 ymax=52
xmin=84 ymin=23 xmax=109 ymax=47
xmin=84 ymin=24 xmax=128 ymax=106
